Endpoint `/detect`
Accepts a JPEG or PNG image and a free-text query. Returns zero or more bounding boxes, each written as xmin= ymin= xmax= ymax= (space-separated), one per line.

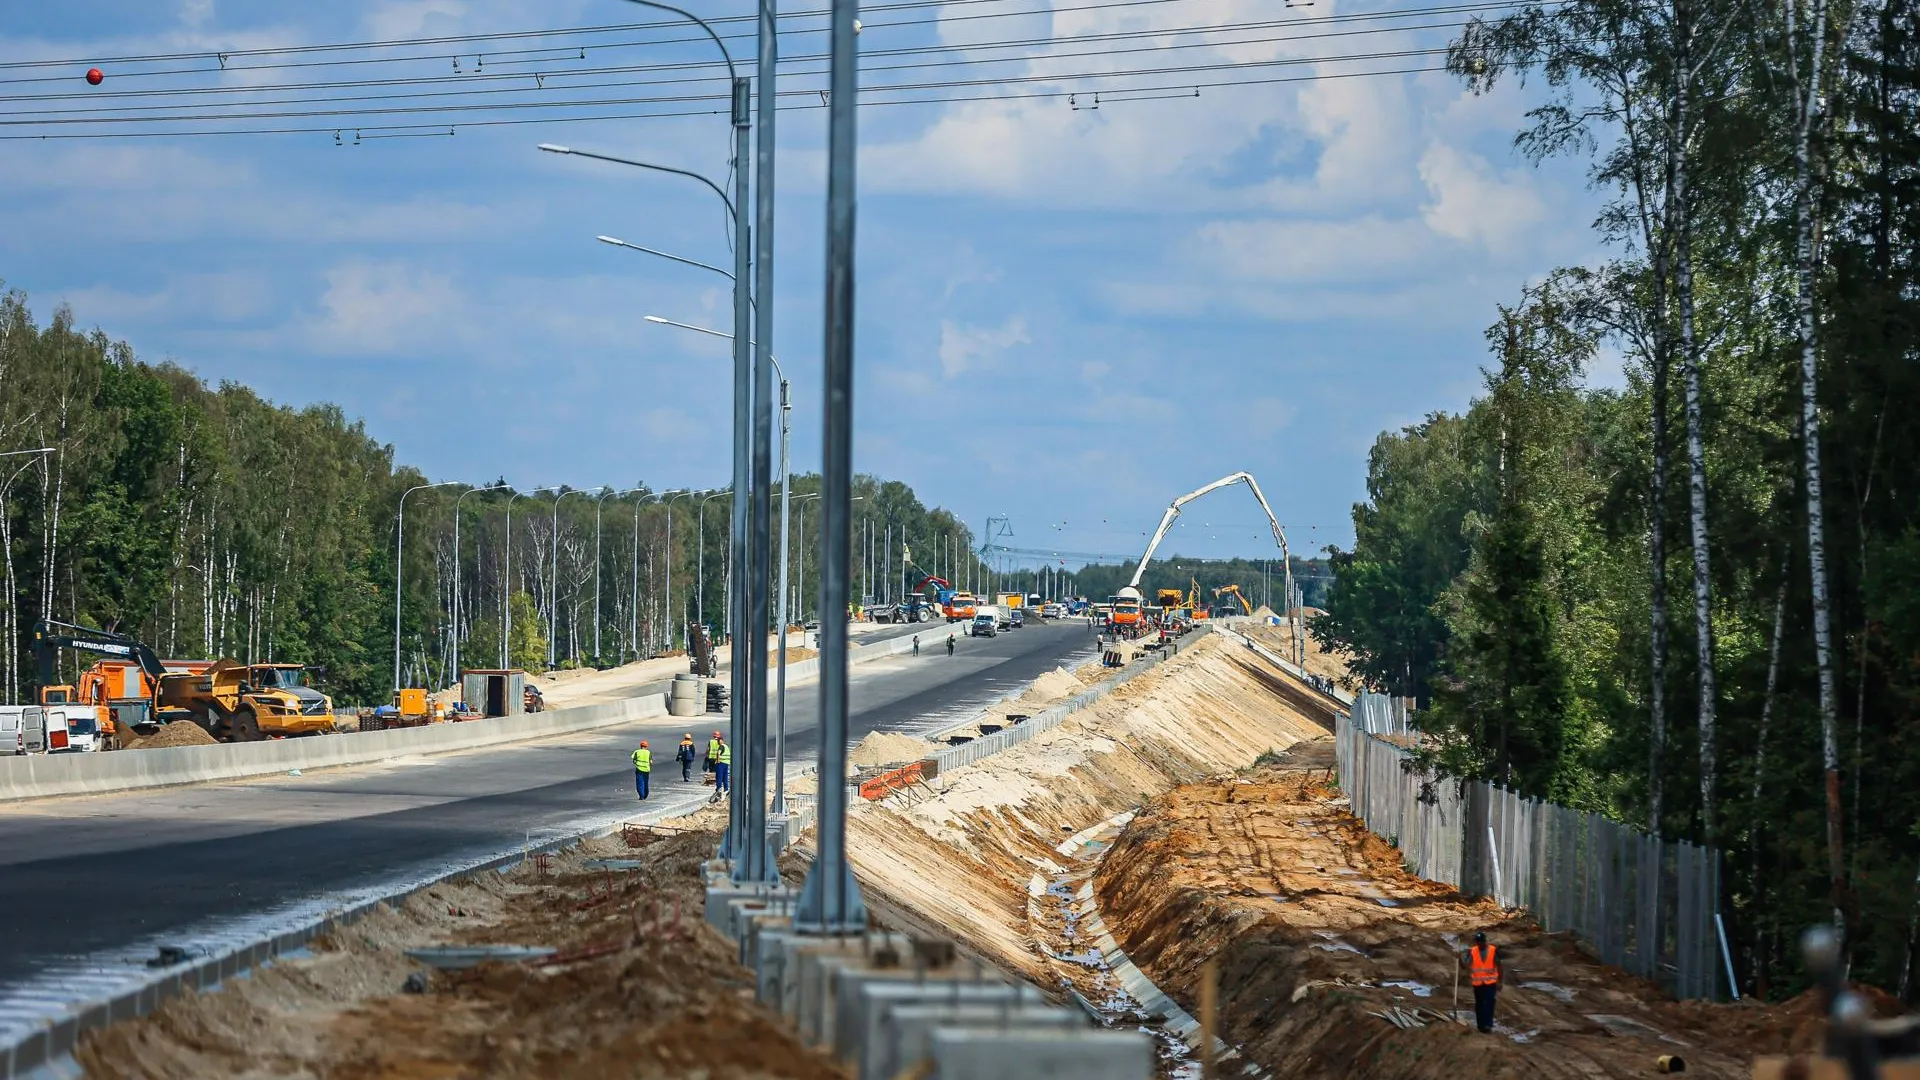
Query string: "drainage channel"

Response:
xmin=1030 ymin=810 xmax=1266 ymax=1080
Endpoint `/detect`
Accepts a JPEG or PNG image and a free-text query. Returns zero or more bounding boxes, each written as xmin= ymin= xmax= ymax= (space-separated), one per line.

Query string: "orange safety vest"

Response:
xmin=1469 ymin=944 xmax=1500 ymax=987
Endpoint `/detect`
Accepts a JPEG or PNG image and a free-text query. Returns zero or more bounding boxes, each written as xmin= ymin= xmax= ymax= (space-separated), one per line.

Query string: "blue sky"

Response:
xmin=1 ymin=0 xmax=1604 ymax=565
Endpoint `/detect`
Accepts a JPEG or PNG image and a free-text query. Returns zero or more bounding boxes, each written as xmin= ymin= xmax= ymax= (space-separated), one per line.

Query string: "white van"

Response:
xmin=0 ymin=706 xmax=24 ymax=754
xmin=3 ymin=705 xmax=101 ymax=754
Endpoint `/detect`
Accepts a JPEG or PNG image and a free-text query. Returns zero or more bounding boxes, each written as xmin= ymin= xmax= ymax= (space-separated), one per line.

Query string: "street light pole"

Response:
xmin=395 ymin=480 xmax=460 ymax=691
xmin=452 ymin=482 xmax=507 ymax=688
xmin=797 ymin=0 xmax=865 ymax=933
xmin=596 ymin=487 xmax=645 ymax=666
xmin=503 ymin=487 xmax=553 ymax=669
xmin=663 ymin=489 xmax=698 ymax=652
xmin=551 ymin=489 xmax=592 ymax=667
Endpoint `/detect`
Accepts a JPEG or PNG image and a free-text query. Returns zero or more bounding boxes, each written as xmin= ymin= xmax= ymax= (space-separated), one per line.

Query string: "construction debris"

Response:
xmin=74 ymin=827 xmax=851 ymax=1079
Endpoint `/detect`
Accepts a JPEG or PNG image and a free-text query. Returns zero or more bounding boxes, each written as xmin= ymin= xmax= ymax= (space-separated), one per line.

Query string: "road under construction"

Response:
xmin=16 ymin=621 xmax=1851 ymax=1080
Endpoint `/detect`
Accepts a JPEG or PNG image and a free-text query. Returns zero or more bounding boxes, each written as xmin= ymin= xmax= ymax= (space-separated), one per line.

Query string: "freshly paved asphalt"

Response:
xmin=0 ymin=619 xmax=1097 ymax=989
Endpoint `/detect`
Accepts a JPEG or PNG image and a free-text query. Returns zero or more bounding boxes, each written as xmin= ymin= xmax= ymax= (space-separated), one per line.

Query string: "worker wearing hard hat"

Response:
xmin=676 ymin=733 xmax=698 ymax=782
xmin=706 ymin=730 xmax=723 ymax=780
xmin=1464 ymin=931 xmax=1503 ymax=1032
xmin=632 ymin=740 xmax=652 ymax=801
xmin=712 ymin=735 xmax=731 ymax=797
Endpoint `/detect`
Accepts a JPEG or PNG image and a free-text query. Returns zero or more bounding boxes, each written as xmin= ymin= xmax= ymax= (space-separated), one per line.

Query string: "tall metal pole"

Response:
xmin=721 ymin=73 xmax=754 ymax=864
xmin=394 ymin=480 xmax=458 ymax=691
xmin=772 ymin=378 xmax=793 ymax=816
xmin=452 ymin=483 xmax=506 ymax=687
xmin=797 ymin=0 xmax=864 ymax=931
xmin=737 ymin=1 xmax=781 ymax=879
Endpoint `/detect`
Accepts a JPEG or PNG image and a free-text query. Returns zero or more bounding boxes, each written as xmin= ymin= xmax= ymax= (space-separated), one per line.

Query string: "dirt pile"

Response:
xmin=849 ymin=730 xmax=933 ymax=768
xmin=1091 ymin=746 xmax=1795 ymax=1079
xmin=76 ymin=827 xmax=848 ymax=1079
xmin=121 ymin=720 xmax=218 ymax=750
xmin=823 ymin=634 xmax=1333 ymax=987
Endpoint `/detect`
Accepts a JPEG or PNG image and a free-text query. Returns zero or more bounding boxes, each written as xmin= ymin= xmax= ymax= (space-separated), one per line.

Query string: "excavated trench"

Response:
xmin=818 ymin=632 xmax=1334 ymax=1074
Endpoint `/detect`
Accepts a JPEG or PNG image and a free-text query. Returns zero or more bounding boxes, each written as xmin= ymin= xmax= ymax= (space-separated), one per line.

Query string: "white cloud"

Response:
xmin=1194 ymin=215 xmax=1441 ymax=285
xmin=301 ymin=260 xmax=468 ymax=357
xmin=178 ymin=0 xmax=215 ymax=28
xmin=937 ymin=316 xmax=1031 ymax=378
xmin=1418 ymin=142 xmax=1547 ymax=252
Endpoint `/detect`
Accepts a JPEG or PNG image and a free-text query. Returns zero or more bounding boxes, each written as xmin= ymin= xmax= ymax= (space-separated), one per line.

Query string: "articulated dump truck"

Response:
xmin=155 ymin=661 xmax=334 ymax=742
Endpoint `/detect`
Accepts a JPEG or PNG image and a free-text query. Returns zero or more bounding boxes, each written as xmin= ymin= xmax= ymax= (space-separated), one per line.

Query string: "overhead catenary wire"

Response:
xmin=0 ymin=43 xmax=1470 ymax=130
xmin=0 ymin=0 xmax=1537 ymax=80
xmin=0 ymin=17 xmax=1503 ymax=119
xmin=0 ymin=62 xmax=1450 ymax=141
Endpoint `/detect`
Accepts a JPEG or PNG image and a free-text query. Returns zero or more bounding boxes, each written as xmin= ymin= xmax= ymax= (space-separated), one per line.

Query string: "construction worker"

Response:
xmin=713 ymin=736 xmax=732 ymax=796
xmin=705 ymin=730 xmax=722 ymax=778
xmin=676 ymin=733 xmax=697 ymax=781
xmin=1465 ymin=931 xmax=1503 ymax=1032
xmin=631 ymin=740 xmax=652 ymax=801
xmin=946 ymin=633 xmax=956 ymax=657
xmin=912 ymin=634 xmax=920 ymax=656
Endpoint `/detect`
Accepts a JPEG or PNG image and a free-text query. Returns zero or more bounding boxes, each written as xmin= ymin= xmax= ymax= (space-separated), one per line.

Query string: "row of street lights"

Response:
xmin=392 ymin=484 xmax=746 ymax=690
xmin=540 ymin=0 xmax=862 ymax=927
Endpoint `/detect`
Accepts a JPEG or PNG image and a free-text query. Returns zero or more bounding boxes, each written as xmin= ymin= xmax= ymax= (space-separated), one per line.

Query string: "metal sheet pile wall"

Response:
xmin=1334 ymin=693 xmax=1723 ymax=1001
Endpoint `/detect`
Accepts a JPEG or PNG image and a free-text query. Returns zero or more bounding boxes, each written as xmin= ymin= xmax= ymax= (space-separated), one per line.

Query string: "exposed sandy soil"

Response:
xmin=849 ymin=730 xmax=934 ymax=768
xmin=1244 ymin=612 xmax=1352 ymax=685
xmin=812 ymin=634 xmax=1333 ymax=993
xmin=1091 ymin=744 xmax=1809 ymax=1079
xmin=120 ymin=720 xmax=219 ymax=750
xmin=76 ymin=825 xmax=848 ymax=1080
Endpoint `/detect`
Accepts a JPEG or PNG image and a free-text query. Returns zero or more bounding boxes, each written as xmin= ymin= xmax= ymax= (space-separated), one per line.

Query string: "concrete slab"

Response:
xmin=930 ymin=1026 xmax=1155 ymax=1079
xmin=870 ymin=1003 xmax=1082 ymax=1080
xmin=829 ymin=960 xmax=1010 ymax=1060
xmin=793 ymin=934 xmax=911 ymax=1045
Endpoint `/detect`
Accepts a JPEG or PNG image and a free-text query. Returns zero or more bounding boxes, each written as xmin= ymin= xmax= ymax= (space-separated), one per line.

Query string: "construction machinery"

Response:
xmin=152 ymin=660 xmax=334 ymax=741
xmin=944 ymin=591 xmax=978 ymax=623
xmin=31 ymin=620 xmax=168 ymax=747
xmin=1155 ymin=588 xmax=1185 ymax=613
xmin=1212 ymin=585 xmax=1254 ymax=618
xmin=1117 ymin=471 xmax=1297 ymax=654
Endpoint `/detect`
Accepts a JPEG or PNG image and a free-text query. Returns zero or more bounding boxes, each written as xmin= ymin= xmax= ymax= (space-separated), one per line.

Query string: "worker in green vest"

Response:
xmin=713 ymin=737 xmax=731 ymax=797
xmin=631 ymin=740 xmax=651 ymax=801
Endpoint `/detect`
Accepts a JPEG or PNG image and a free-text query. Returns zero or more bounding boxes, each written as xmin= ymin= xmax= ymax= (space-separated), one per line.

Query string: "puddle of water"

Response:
xmin=1381 ymin=980 xmax=1434 ymax=997
xmin=1521 ymin=980 xmax=1575 ymax=1003
xmin=1310 ymin=940 xmax=1366 ymax=956
xmin=1509 ymin=1028 xmax=1541 ymax=1043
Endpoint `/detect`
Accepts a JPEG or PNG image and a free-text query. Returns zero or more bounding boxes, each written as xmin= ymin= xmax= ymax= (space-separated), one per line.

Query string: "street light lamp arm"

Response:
xmin=599 ymin=236 xmax=734 ymax=282
xmin=542 ymin=145 xmax=733 ymax=217
xmin=612 ymin=0 xmax=736 ymax=82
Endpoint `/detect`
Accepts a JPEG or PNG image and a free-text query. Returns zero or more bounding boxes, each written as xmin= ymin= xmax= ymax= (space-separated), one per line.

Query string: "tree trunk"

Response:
xmin=1675 ymin=84 xmax=1719 ymax=844
xmin=1788 ymin=0 xmax=1845 ymax=933
xmin=1750 ymin=567 xmax=1789 ymax=993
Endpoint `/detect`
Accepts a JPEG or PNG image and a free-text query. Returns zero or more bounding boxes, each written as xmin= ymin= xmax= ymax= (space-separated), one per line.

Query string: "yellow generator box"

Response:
xmin=395 ymin=688 xmax=428 ymax=715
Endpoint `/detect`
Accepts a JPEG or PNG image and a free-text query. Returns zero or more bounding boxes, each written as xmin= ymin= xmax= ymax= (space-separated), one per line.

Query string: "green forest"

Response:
xmin=0 ymin=287 xmax=985 ymax=707
xmin=1314 ymin=0 xmax=1920 ymax=997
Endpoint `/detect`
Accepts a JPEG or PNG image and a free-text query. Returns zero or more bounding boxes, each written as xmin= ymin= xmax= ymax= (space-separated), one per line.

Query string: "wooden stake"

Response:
xmin=1201 ymin=958 xmax=1218 ymax=1080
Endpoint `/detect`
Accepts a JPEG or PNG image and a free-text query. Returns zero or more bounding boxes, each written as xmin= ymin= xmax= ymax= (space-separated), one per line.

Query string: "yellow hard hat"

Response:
xmin=683 ymin=733 xmax=693 ymax=739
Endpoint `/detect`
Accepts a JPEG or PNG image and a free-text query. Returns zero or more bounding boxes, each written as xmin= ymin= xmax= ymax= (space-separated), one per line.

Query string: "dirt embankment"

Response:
xmin=77 ymin=824 xmax=847 ymax=1080
xmin=1091 ymin=746 xmax=1807 ymax=1079
xmin=1245 ymin=610 xmax=1352 ymax=685
xmin=823 ymin=634 xmax=1333 ymax=988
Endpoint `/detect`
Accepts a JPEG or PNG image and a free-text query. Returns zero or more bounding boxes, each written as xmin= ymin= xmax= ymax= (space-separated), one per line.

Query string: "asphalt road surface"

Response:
xmin=0 ymin=618 xmax=1097 ymax=994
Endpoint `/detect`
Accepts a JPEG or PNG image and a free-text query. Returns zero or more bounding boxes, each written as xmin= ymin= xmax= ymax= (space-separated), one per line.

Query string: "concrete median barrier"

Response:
xmin=0 ymin=693 xmax=669 ymax=803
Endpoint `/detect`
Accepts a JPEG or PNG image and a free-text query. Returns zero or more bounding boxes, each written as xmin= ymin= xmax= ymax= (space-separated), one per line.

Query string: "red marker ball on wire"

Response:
xmin=85 ymin=67 xmax=104 ymax=85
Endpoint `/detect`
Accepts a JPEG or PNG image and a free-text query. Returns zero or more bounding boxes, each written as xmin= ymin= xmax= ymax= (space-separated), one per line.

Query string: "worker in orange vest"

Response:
xmin=1464 ymin=931 xmax=1503 ymax=1032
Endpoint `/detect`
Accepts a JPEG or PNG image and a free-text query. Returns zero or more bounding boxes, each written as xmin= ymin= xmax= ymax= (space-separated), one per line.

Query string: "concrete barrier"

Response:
xmin=0 ymin=630 xmax=942 ymax=805
xmin=0 ymin=694 xmax=668 ymax=803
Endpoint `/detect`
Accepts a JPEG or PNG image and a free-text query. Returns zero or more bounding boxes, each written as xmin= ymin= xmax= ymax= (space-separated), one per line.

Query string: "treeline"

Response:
xmin=1066 ymin=556 xmax=1330 ymax=611
xmin=1316 ymin=0 xmax=1920 ymax=997
xmin=0 ymin=288 xmax=983 ymax=706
